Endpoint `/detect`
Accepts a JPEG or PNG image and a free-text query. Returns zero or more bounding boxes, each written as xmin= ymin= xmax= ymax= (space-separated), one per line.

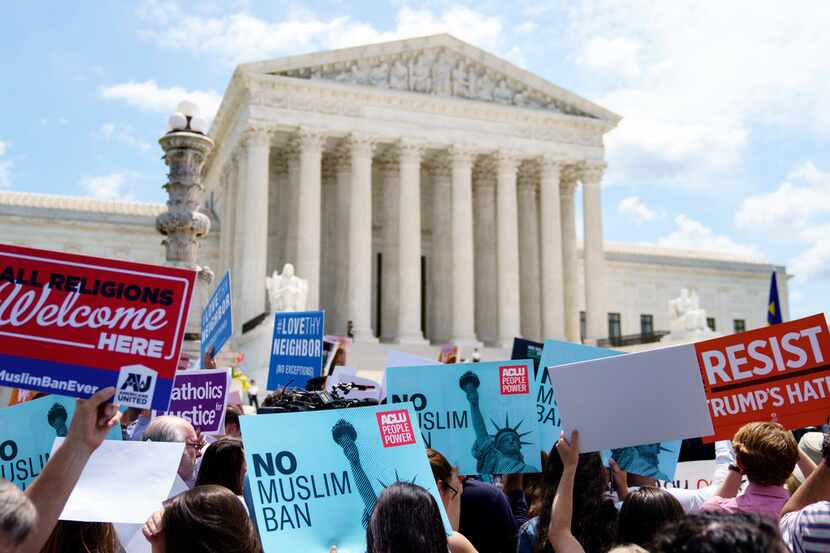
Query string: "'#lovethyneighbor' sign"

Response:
xmin=268 ymin=311 xmax=325 ymax=390
xmin=155 ymin=368 xmax=231 ymax=435
xmin=240 ymin=404 xmax=450 ymax=553
xmin=698 ymin=313 xmax=830 ymax=441
xmin=0 ymin=244 xmax=195 ymax=410
xmin=385 ymin=360 xmax=540 ymax=476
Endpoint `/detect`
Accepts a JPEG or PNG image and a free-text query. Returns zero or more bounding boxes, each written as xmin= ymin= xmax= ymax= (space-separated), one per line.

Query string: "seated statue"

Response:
xmin=662 ymin=288 xmax=715 ymax=343
xmin=266 ymin=263 xmax=308 ymax=312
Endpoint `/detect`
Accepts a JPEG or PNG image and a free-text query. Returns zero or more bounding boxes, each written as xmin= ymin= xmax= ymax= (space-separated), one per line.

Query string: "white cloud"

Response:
xmin=80 ymin=172 xmax=136 ymax=201
xmin=96 ymin=122 xmax=152 ymax=152
xmin=99 ymin=80 xmax=222 ymax=120
xmin=735 ymin=162 xmax=830 ymax=232
xmin=137 ymin=4 xmax=515 ymax=68
xmin=790 ymin=225 xmax=830 ymax=281
xmin=564 ymin=2 xmax=830 ymax=188
xmin=580 ymin=37 xmax=642 ymax=79
xmin=655 ymin=214 xmax=763 ymax=260
xmin=617 ymin=195 xmax=656 ymax=223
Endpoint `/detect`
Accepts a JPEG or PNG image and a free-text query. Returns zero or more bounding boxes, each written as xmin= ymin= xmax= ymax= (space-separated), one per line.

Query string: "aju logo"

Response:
xmin=121 ymin=373 xmax=152 ymax=392
xmin=116 ymin=364 xmax=158 ymax=408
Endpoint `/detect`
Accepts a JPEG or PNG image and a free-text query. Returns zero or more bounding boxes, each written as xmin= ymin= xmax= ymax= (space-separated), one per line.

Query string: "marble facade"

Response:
xmin=203 ymin=34 xmax=619 ymax=348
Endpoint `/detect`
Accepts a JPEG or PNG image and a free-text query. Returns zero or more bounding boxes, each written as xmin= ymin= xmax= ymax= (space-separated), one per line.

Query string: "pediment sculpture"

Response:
xmin=272 ymin=48 xmax=592 ymax=117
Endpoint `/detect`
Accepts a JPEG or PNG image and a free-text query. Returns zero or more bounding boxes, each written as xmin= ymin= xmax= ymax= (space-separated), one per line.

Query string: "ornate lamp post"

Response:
xmin=156 ymin=100 xmax=215 ymax=356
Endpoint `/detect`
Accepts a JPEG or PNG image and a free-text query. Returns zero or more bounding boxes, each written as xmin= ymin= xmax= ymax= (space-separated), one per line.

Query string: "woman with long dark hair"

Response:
xmin=143 ymin=485 xmax=261 ymax=553
xmin=367 ymin=481 xmax=476 ymax=553
xmin=40 ymin=521 xmax=117 ymax=553
xmin=517 ymin=432 xmax=617 ymax=553
xmin=195 ymin=437 xmax=246 ymax=496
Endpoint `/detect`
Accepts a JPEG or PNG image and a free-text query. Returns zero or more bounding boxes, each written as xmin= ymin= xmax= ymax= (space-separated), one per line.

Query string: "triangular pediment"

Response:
xmin=238 ymin=34 xmax=620 ymax=122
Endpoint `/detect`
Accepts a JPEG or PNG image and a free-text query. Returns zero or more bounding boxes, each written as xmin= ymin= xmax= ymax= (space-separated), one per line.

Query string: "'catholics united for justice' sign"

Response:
xmin=200 ymin=271 xmax=232 ymax=365
xmin=155 ymin=368 xmax=231 ymax=435
xmin=240 ymin=404 xmax=450 ymax=553
xmin=268 ymin=310 xmax=325 ymax=390
xmin=385 ymin=360 xmax=541 ymax=476
xmin=0 ymin=243 xmax=195 ymax=410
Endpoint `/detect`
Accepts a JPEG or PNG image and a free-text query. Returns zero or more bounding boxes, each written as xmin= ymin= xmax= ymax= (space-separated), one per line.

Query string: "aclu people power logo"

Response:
xmin=376 ymin=409 xmax=416 ymax=448
xmin=116 ymin=364 xmax=157 ymax=409
xmin=500 ymin=364 xmax=529 ymax=395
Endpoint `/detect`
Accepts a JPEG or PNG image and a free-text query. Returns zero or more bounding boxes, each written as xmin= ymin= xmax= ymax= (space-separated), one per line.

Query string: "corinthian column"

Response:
xmin=379 ymin=152 xmax=400 ymax=341
xmin=473 ymin=157 xmax=497 ymax=345
xmin=560 ymin=167 xmax=580 ymax=342
xmin=397 ymin=141 xmax=428 ymax=344
xmin=496 ymin=152 xmax=521 ymax=347
xmin=429 ymin=156 xmax=452 ymax=343
xmin=334 ymin=145 xmax=352 ymax=335
xmin=539 ymin=155 xmax=566 ymax=339
xmin=239 ymin=127 xmax=271 ymax=327
xmin=582 ymin=162 xmax=607 ymax=343
xmin=449 ymin=146 xmax=480 ymax=346
xmin=346 ymin=134 xmax=378 ymax=342
xmin=517 ymin=162 xmax=541 ymax=342
xmin=294 ymin=128 xmax=324 ymax=310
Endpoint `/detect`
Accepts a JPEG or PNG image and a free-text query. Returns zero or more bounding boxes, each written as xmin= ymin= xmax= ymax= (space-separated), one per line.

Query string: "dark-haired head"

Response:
xmin=367 ymin=482 xmax=448 ymax=553
xmin=40 ymin=521 xmax=117 ymax=553
xmin=650 ymin=511 xmax=787 ymax=553
xmin=617 ymin=487 xmax=684 ymax=547
xmin=161 ymin=485 xmax=261 ymax=553
xmin=225 ymin=405 xmax=243 ymax=438
xmin=195 ymin=437 xmax=246 ymax=495
xmin=534 ymin=446 xmax=617 ymax=553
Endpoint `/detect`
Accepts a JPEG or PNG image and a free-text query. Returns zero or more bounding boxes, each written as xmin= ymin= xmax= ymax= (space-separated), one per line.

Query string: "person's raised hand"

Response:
xmin=66 ymin=386 xmax=121 ymax=455
xmin=609 ymin=459 xmax=630 ymax=500
xmin=143 ymin=507 xmax=165 ymax=543
xmin=556 ymin=430 xmax=579 ymax=469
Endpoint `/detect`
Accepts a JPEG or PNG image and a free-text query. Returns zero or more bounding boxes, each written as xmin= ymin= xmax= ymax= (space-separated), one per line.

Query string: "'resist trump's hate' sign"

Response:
xmin=0 ymin=244 xmax=195 ymax=410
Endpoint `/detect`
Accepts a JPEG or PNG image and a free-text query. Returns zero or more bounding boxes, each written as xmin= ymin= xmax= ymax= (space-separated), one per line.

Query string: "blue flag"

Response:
xmin=768 ymin=272 xmax=783 ymax=325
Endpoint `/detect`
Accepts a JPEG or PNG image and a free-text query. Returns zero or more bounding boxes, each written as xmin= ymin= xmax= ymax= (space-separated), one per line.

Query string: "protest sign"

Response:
xmin=268 ymin=311 xmax=325 ymax=390
xmin=155 ymin=368 xmax=231 ymax=435
xmin=536 ymin=340 xmax=622 ymax=447
xmin=549 ymin=345 xmax=713 ymax=453
xmin=240 ymin=404 xmax=450 ymax=553
xmin=200 ymin=271 xmax=232 ymax=366
xmin=536 ymin=340 xmax=681 ymax=480
xmin=386 ymin=360 xmax=540 ymax=476
xmin=656 ymin=460 xmax=718 ymax=491
xmin=0 ymin=244 xmax=195 ymax=410
xmin=0 ymin=394 xmax=121 ymax=490
xmin=53 ymin=438 xmax=184 ymax=523
xmin=696 ymin=313 xmax=830 ymax=441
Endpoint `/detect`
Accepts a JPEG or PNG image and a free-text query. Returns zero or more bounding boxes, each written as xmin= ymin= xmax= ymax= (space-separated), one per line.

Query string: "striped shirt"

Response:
xmin=780 ymin=501 xmax=830 ymax=553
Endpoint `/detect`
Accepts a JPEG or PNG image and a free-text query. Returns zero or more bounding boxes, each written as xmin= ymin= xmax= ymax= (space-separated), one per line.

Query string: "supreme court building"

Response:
xmin=0 ymin=35 xmax=789 ymax=373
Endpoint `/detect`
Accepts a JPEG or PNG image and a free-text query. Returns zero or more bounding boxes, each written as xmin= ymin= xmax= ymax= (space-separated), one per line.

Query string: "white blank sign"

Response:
xmin=548 ymin=344 xmax=714 ymax=452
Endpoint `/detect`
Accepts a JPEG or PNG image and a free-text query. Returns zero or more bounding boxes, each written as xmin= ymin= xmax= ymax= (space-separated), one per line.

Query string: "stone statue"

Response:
xmin=368 ymin=61 xmax=389 ymax=88
xmin=476 ymin=70 xmax=495 ymax=101
xmin=410 ymin=54 xmax=432 ymax=94
xmin=432 ymin=53 xmax=453 ymax=96
xmin=493 ymin=79 xmax=514 ymax=104
xmin=451 ymin=60 xmax=470 ymax=97
xmin=266 ymin=263 xmax=308 ymax=312
xmin=389 ymin=59 xmax=409 ymax=90
xmin=662 ymin=288 xmax=716 ymax=343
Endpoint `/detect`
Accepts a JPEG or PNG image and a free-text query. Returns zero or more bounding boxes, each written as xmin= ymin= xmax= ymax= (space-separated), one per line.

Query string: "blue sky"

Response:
xmin=1 ymin=1 xmax=828 ymax=319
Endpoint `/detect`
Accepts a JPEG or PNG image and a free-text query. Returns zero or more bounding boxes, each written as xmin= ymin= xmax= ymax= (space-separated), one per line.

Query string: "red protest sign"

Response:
xmin=376 ymin=409 xmax=417 ymax=447
xmin=499 ymin=364 xmax=529 ymax=395
xmin=695 ymin=314 xmax=830 ymax=441
xmin=0 ymin=244 xmax=195 ymax=410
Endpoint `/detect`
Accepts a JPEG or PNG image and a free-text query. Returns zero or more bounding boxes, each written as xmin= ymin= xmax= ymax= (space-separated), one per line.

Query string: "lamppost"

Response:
xmin=156 ymin=100 xmax=215 ymax=361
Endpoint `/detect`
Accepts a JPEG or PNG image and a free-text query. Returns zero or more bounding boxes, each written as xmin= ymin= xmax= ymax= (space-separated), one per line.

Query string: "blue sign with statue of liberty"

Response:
xmin=239 ymin=404 xmax=450 ymax=553
xmin=0 ymin=394 xmax=121 ymax=490
xmin=385 ymin=360 xmax=540 ymax=476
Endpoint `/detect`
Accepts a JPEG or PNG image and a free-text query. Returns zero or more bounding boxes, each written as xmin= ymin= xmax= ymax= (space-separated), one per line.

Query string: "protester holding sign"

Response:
xmin=0 ymin=386 xmax=121 ymax=553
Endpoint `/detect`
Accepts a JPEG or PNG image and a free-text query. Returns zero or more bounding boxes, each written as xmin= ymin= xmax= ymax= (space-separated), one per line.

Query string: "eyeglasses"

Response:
xmin=443 ymin=481 xmax=458 ymax=499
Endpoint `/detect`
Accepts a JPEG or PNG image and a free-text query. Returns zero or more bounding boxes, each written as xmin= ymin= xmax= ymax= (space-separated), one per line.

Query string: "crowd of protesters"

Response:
xmin=4 ymin=382 xmax=830 ymax=553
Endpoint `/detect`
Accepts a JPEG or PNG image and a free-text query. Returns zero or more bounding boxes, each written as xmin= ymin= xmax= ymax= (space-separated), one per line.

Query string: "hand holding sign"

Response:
xmin=68 ymin=386 xmax=122 ymax=455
